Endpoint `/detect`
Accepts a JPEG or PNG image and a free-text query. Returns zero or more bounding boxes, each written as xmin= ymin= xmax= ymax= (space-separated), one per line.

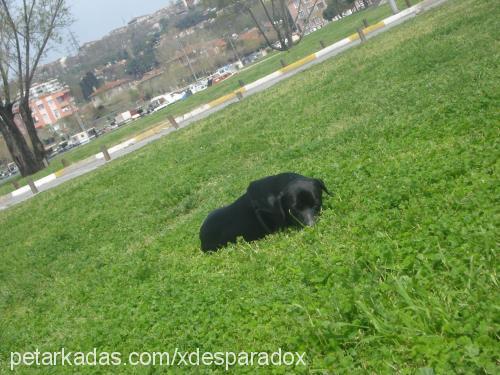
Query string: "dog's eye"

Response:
xmin=297 ymin=191 xmax=315 ymax=207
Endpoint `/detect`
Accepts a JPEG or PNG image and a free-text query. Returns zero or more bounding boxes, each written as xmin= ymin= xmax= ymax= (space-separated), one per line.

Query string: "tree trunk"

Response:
xmin=19 ymin=98 xmax=46 ymax=163
xmin=247 ymin=6 xmax=280 ymax=52
xmin=0 ymin=105 xmax=44 ymax=176
xmin=340 ymin=0 xmax=346 ymax=17
xmin=280 ymin=0 xmax=293 ymax=49
xmin=259 ymin=0 xmax=288 ymax=51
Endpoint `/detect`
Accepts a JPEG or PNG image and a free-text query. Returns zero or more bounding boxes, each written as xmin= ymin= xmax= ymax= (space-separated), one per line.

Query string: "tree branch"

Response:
xmin=246 ymin=5 xmax=278 ymax=52
xmin=0 ymin=61 xmax=11 ymax=103
xmin=259 ymin=0 xmax=286 ymax=51
xmin=296 ymin=0 xmax=320 ymax=42
xmin=23 ymin=0 xmax=34 ymax=97
xmin=293 ymin=0 xmax=304 ymax=30
xmin=1 ymin=0 xmax=25 ymax=98
xmin=280 ymin=0 xmax=293 ymax=48
xmin=26 ymin=0 xmax=66 ymax=92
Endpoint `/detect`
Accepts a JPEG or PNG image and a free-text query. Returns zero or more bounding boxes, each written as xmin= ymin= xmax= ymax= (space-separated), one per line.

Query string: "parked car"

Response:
xmin=150 ymin=91 xmax=186 ymax=112
xmin=69 ymin=129 xmax=97 ymax=147
xmin=115 ymin=111 xmax=132 ymax=126
xmin=54 ymin=140 xmax=70 ymax=153
xmin=86 ymin=127 xmax=98 ymax=139
xmin=189 ymin=80 xmax=208 ymax=94
xmin=6 ymin=162 xmax=19 ymax=175
xmin=211 ymin=72 xmax=232 ymax=85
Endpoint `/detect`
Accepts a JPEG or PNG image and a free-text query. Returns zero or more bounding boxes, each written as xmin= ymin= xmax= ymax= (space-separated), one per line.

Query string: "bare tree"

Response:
xmin=206 ymin=0 xmax=322 ymax=52
xmin=0 ymin=3 xmax=39 ymax=176
xmin=0 ymin=0 xmax=71 ymax=176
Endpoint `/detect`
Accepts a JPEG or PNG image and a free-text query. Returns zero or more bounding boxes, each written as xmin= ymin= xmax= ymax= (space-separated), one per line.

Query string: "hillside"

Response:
xmin=0 ymin=0 xmax=498 ymax=372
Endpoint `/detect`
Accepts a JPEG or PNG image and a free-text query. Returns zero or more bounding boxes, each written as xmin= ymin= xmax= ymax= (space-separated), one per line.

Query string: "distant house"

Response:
xmin=174 ymin=0 xmax=188 ymax=15
xmin=128 ymin=14 xmax=152 ymax=25
xmin=13 ymin=79 xmax=77 ymax=129
xmin=184 ymin=0 xmax=198 ymax=9
xmin=136 ymin=69 xmax=164 ymax=86
xmin=89 ymin=79 xmax=133 ymax=108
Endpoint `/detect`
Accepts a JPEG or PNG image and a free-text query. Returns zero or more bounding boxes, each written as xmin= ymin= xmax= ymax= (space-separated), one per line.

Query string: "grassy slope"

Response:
xmin=0 ymin=0 xmax=498 ymax=372
xmin=0 ymin=112 xmax=169 ymax=197
xmin=0 ymin=0 xmax=418 ymax=197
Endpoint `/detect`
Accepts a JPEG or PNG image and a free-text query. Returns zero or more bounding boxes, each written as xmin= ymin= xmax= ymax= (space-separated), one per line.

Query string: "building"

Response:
xmin=136 ymin=68 xmax=164 ymax=86
xmin=14 ymin=79 xmax=77 ymax=129
xmin=184 ymin=0 xmax=199 ymax=9
xmin=173 ymin=0 xmax=188 ymax=15
xmin=89 ymin=79 xmax=133 ymax=108
xmin=128 ymin=14 xmax=152 ymax=25
xmin=30 ymin=88 xmax=76 ymax=128
xmin=29 ymin=79 xmax=63 ymax=99
xmin=287 ymin=0 xmax=328 ymax=32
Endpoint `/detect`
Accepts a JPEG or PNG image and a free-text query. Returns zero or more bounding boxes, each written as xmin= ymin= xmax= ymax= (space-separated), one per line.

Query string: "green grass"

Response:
xmin=0 ymin=112 xmax=170 ymax=197
xmin=0 ymin=0 xmax=498 ymax=373
xmin=0 ymin=0 xmax=418 ymax=197
xmin=160 ymin=0 xmax=421 ymax=117
xmin=0 ymin=178 xmax=17 ymax=196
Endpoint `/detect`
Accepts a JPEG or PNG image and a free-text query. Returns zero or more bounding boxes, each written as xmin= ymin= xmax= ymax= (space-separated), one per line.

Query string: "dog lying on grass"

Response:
xmin=200 ymin=172 xmax=330 ymax=252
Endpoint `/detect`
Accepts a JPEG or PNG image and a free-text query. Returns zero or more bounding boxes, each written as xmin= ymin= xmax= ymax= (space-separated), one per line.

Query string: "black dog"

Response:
xmin=199 ymin=173 xmax=330 ymax=252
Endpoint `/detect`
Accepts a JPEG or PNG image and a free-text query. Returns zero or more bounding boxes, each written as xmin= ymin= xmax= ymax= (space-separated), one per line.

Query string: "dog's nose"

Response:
xmin=303 ymin=212 xmax=315 ymax=226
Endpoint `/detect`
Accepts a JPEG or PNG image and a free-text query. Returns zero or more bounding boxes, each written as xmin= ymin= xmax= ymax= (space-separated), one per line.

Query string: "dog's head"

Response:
xmin=281 ymin=178 xmax=330 ymax=227
xmin=247 ymin=173 xmax=330 ymax=232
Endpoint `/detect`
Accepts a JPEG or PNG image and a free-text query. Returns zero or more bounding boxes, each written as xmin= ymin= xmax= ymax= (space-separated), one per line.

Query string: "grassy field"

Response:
xmin=0 ymin=0 xmax=498 ymax=372
xmin=0 ymin=0 xmax=419 ymax=198
xmin=0 ymin=112 xmax=170 ymax=197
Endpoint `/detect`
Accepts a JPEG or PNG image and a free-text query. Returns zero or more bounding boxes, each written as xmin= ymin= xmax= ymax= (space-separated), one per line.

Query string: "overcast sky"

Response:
xmin=47 ymin=0 xmax=171 ymax=62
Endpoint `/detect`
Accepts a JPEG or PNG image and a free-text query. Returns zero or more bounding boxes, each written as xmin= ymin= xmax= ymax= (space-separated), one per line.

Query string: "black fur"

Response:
xmin=199 ymin=173 xmax=330 ymax=252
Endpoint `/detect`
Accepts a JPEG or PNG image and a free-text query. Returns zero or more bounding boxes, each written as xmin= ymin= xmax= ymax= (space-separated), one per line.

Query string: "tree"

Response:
xmin=79 ymin=71 xmax=101 ymax=101
xmin=323 ymin=0 xmax=349 ymax=20
xmin=175 ymin=9 xmax=210 ymax=30
xmin=126 ymin=48 xmax=158 ymax=79
xmin=0 ymin=0 xmax=71 ymax=176
xmin=205 ymin=0 xmax=322 ymax=52
xmin=159 ymin=18 xmax=170 ymax=33
xmin=126 ymin=31 xmax=159 ymax=79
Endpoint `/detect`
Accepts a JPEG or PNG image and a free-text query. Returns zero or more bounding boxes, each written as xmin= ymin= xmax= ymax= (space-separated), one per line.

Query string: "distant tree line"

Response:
xmin=175 ymin=8 xmax=216 ymax=30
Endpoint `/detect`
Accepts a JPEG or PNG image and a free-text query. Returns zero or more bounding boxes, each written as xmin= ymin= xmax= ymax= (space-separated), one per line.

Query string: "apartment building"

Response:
xmin=15 ymin=79 xmax=77 ymax=129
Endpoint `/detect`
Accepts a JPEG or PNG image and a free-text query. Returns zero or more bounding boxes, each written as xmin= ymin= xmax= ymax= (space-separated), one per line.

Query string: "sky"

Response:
xmin=46 ymin=0 xmax=172 ymax=62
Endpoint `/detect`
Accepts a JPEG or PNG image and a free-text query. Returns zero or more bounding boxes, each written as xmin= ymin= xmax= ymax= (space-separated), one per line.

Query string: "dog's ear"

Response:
xmin=315 ymin=179 xmax=331 ymax=196
xmin=247 ymin=178 xmax=287 ymax=232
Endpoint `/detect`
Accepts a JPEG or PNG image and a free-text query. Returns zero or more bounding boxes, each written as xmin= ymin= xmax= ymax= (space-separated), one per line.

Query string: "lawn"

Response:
xmin=0 ymin=0 xmax=498 ymax=373
xmin=0 ymin=111 xmax=170 ymax=197
xmin=0 ymin=0 xmax=419 ymax=198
